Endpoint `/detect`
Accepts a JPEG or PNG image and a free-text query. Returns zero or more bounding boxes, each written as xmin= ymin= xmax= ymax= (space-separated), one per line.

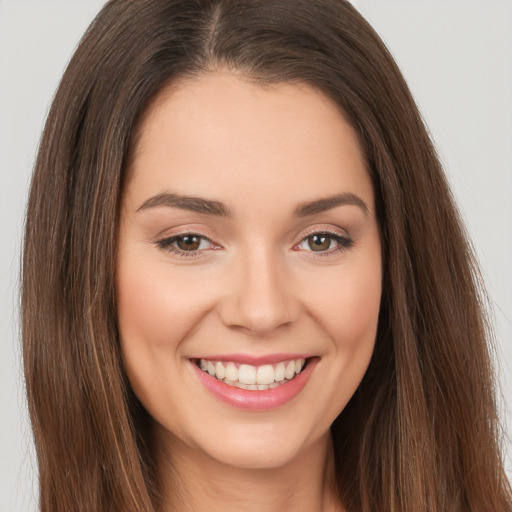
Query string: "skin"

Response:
xmin=117 ymin=71 xmax=382 ymax=512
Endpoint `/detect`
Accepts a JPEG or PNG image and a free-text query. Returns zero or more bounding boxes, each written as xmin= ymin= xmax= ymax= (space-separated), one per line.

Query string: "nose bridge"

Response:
xmin=220 ymin=243 xmax=296 ymax=334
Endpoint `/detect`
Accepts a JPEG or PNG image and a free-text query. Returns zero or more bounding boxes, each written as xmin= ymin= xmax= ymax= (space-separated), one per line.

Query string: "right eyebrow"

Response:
xmin=293 ymin=192 xmax=369 ymax=217
xmin=136 ymin=192 xmax=231 ymax=217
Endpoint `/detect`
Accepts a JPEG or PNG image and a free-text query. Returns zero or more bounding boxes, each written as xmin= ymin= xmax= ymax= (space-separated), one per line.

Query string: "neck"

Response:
xmin=154 ymin=428 xmax=344 ymax=512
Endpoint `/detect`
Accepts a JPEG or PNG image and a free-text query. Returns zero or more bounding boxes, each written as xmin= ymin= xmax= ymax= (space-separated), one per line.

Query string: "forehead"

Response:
xmin=127 ymin=71 xmax=373 ymax=212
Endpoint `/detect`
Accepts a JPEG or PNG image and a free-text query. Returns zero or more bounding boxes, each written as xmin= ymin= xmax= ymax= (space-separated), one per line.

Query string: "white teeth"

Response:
xmin=215 ymin=362 xmax=226 ymax=380
xmin=256 ymin=364 xmax=274 ymax=385
xmin=225 ymin=362 xmax=238 ymax=382
xmin=198 ymin=358 xmax=307 ymax=390
xmin=274 ymin=362 xmax=285 ymax=382
xmin=238 ymin=364 xmax=257 ymax=385
xmin=225 ymin=380 xmax=263 ymax=391
xmin=285 ymin=361 xmax=296 ymax=380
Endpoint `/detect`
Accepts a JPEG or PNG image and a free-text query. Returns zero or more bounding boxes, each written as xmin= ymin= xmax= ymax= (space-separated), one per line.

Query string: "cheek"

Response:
xmin=116 ymin=257 xmax=214 ymax=351
xmin=334 ymin=266 xmax=381 ymax=340
xmin=115 ymin=252 xmax=215 ymax=409
xmin=302 ymin=249 xmax=382 ymax=415
xmin=333 ymin=259 xmax=381 ymax=376
xmin=307 ymin=254 xmax=382 ymax=348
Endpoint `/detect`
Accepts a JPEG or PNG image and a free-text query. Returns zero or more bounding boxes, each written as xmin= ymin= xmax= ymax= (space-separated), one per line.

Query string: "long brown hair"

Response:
xmin=22 ymin=1 xmax=511 ymax=510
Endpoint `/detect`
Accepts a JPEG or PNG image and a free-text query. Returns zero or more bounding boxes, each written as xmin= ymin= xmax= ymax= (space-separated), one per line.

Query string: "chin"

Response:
xmin=179 ymin=417 xmax=327 ymax=471
xmin=201 ymin=438 xmax=307 ymax=470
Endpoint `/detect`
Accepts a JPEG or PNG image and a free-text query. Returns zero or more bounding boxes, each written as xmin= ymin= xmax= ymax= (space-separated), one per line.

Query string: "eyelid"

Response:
xmin=155 ymin=232 xmax=221 ymax=259
xmin=295 ymin=225 xmax=349 ymax=240
xmin=154 ymin=224 xmax=353 ymax=259
xmin=292 ymin=225 xmax=354 ymax=255
xmin=293 ymin=224 xmax=351 ymax=246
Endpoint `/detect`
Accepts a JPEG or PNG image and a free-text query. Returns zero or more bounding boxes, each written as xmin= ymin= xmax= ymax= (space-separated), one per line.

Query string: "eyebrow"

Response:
xmin=137 ymin=193 xmax=231 ymax=216
xmin=294 ymin=193 xmax=369 ymax=217
xmin=137 ymin=191 xmax=369 ymax=217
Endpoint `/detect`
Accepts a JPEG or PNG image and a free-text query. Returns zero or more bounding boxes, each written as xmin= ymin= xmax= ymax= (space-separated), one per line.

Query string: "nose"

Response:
xmin=218 ymin=246 xmax=298 ymax=336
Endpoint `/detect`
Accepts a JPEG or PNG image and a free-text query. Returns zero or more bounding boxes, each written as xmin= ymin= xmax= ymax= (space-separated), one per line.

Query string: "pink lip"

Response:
xmin=191 ymin=353 xmax=315 ymax=365
xmin=191 ymin=357 xmax=318 ymax=411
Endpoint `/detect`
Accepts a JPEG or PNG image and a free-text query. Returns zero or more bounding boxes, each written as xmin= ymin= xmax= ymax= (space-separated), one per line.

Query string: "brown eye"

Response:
xmin=295 ymin=231 xmax=353 ymax=255
xmin=307 ymin=234 xmax=332 ymax=251
xmin=176 ymin=235 xmax=201 ymax=251
xmin=156 ymin=233 xmax=217 ymax=256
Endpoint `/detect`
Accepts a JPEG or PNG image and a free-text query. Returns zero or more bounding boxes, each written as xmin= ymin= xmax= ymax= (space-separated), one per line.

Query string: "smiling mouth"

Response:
xmin=195 ymin=358 xmax=308 ymax=391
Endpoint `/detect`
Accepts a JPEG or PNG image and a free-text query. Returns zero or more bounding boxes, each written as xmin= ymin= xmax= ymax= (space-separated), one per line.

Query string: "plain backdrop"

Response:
xmin=1 ymin=1 xmax=511 ymax=510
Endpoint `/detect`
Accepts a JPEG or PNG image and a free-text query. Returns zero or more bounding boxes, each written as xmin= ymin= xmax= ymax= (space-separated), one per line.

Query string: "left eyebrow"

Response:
xmin=294 ymin=192 xmax=369 ymax=217
xmin=136 ymin=192 xmax=231 ymax=216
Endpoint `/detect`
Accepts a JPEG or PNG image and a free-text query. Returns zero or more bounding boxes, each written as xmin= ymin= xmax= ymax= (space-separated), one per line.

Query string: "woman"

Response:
xmin=21 ymin=0 xmax=511 ymax=511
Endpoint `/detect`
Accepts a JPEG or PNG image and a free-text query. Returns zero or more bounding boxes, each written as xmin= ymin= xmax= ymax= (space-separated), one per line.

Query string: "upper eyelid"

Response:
xmin=155 ymin=228 xmax=216 ymax=243
xmin=164 ymin=233 xmax=213 ymax=242
xmin=157 ymin=227 xmax=348 ymax=242
xmin=294 ymin=225 xmax=350 ymax=241
xmin=155 ymin=228 xmax=351 ymax=255
xmin=155 ymin=234 xmax=217 ymax=260
xmin=157 ymin=233 xmax=217 ymax=247
xmin=294 ymin=231 xmax=351 ymax=249
xmin=156 ymin=224 xmax=350 ymax=243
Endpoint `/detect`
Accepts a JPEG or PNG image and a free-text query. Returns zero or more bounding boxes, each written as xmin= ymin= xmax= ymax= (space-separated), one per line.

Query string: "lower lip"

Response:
xmin=191 ymin=358 xmax=318 ymax=411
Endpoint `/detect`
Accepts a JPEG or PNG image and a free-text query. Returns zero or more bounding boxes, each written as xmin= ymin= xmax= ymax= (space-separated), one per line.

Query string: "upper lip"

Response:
xmin=190 ymin=353 xmax=315 ymax=365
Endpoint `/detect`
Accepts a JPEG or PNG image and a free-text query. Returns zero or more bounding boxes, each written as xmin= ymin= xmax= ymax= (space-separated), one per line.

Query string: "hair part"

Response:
xmin=22 ymin=1 xmax=511 ymax=511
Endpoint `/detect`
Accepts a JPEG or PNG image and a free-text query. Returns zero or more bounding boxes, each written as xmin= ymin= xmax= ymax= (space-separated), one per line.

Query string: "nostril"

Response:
xmin=217 ymin=268 xmax=297 ymax=335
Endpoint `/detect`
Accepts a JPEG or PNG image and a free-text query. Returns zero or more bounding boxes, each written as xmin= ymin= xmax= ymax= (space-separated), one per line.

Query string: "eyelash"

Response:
xmin=295 ymin=230 xmax=354 ymax=256
xmin=155 ymin=234 xmax=218 ymax=259
xmin=155 ymin=230 xmax=353 ymax=259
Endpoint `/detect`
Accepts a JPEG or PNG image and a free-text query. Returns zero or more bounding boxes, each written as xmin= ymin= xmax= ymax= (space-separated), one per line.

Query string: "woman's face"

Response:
xmin=117 ymin=71 xmax=382 ymax=469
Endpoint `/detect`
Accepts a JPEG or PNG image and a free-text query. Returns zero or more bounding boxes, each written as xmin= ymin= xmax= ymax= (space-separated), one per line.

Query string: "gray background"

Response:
xmin=1 ymin=1 xmax=511 ymax=510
